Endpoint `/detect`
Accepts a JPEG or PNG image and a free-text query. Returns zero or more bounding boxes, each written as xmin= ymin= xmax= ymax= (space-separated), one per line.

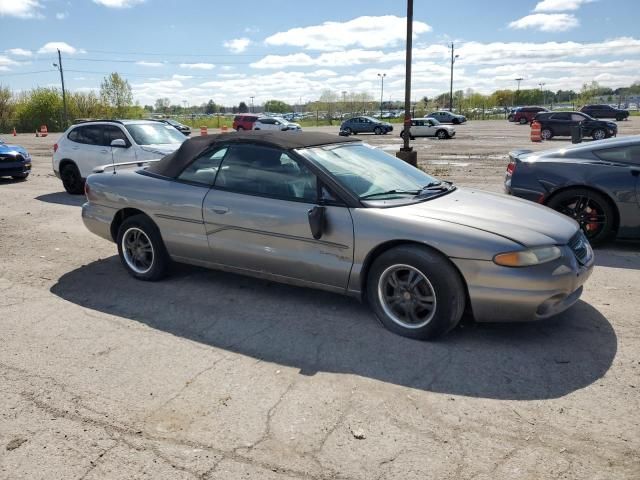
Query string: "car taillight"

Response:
xmin=506 ymin=160 xmax=516 ymax=176
xmin=53 ymin=143 xmax=58 ymax=153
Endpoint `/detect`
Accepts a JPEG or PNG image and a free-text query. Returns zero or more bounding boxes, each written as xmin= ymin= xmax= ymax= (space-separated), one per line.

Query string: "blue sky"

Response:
xmin=1 ymin=0 xmax=639 ymax=106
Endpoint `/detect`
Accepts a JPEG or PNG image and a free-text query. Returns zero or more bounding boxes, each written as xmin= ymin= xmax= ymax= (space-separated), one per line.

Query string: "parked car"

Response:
xmin=533 ymin=111 xmax=617 ymax=141
xmin=53 ymin=120 xmax=187 ymax=194
xmin=253 ymin=116 xmax=302 ymax=131
xmin=505 ymin=136 xmax=640 ymax=245
xmin=580 ymin=104 xmax=629 ymax=121
xmin=426 ymin=111 xmax=467 ymax=124
xmin=400 ymin=118 xmax=455 ymax=139
xmin=340 ymin=116 xmax=393 ymax=135
xmin=512 ymin=106 xmax=549 ymax=125
xmin=82 ymin=131 xmax=593 ymax=340
xmin=0 ymin=138 xmax=31 ymax=180
xmin=232 ymin=114 xmax=259 ymax=131
xmin=148 ymin=118 xmax=191 ymax=136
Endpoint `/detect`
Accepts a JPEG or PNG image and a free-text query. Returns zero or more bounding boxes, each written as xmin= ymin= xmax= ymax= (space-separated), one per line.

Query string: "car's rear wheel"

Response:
xmin=60 ymin=163 xmax=84 ymax=195
xmin=519 ymin=117 xmax=528 ymax=125
xmin=367 ymin=245 xmax=465 ymax=340
xmin=436 ymin=129 xmax=449 ymax=139
xmin=541 ymin=128 xmax=553 ymax=140
xmin=117 ymin=214 xmax=170 ymax=281
xmin=592 ymin=128 xmax=606 ymax=140
xmin=374 ymin=126 xmax=383 ymax=135
xmin=546 ymin=189 xmax=615 ymax=246
xmin=236 ymin=126 xmax=244 ymax=131
xmin=615 ymin=115 xmax=624 ymax=121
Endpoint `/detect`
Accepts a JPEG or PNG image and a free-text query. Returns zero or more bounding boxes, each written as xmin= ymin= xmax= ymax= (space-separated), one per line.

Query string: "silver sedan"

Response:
xmin=82 ymin=131 xmax=594 ymax=340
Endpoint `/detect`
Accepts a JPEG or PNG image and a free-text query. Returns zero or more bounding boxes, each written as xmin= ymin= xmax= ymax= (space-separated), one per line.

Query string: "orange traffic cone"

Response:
xmin=12 ymin=127 xmax=16 ymax=136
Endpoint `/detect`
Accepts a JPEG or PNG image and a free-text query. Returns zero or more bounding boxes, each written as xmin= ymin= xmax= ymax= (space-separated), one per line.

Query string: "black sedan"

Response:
xmin=340 ymin=116 xmax=393 ymax=135
xmin=505 ymin=136 xmax=640 ymax=245
xmin=580 ymin=104 xmax=629 ymax=121
xmin=148 ymin=118 xmax=191 ymax=136
xmin=533 ymin=111 xmax=617 ymax=141
xmin=0 ymin=139 xmax=31 ymax=180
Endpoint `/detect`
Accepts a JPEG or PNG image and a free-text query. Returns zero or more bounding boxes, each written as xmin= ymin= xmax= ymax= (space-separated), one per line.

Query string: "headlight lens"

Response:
xmin=493 ymin=246 xmax=562 ymax=267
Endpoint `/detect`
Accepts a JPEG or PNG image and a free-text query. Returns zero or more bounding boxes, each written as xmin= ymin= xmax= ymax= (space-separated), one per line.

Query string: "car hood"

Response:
xmin=394 ymin=188 xmax=578 ymax=247
xmin=0 ymin=143 xmax=29 ymax=158
xmin=139 ymin=143 xmax=183 ymax=156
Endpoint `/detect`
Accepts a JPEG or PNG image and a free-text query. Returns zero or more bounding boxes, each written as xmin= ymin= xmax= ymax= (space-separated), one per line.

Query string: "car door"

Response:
xmin=73 ymin=125 xmax=108 ymax=177
xmin=103 ymin=125 xmax=138 ymax=164
xmin=424 ymin=120 xmax=438 ymax=136
xmin=550 ymin=113 xmax=571 ymax=136
xmin=202 ymin=144 xmax=354 ymax=290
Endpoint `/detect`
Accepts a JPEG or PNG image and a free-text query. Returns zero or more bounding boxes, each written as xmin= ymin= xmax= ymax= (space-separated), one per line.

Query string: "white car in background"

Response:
xmin=253 ymin=116 xmax=302 ymax=131
xmin=400 ymin=118 xmax=456 ymax=139
xmin=53 ymin=119 xmax=186 ymax=194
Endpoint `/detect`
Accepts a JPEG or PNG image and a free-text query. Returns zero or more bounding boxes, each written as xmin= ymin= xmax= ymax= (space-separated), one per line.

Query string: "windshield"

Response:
xmin=125 ymin=123 xmax=186 ymax=145
xmin=298 ymin=143 xmax=449 ymax=204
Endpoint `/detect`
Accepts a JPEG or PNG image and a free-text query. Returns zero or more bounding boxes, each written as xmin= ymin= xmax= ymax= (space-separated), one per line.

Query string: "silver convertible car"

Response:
xmin=82 ymin=131 xmax=594 ymax=340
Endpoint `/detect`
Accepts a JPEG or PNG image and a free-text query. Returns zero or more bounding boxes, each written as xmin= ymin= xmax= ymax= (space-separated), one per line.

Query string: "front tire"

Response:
xmin=519 ymin=117 xmax=528 ymax=125
xmin=60 ymin=163 xmax=84 ymax=194
xmin=117 ymin=214 xmax=170 ymax=281
xmin=546 ymin=188 xmax=615 ymax=246
xmin=436 ymin=129 xmax=449 ymax=140
xmin=541 ymin=128 xmax=553 ymax=140
xmin=592 ymin=128 xmax=606 ymax=140
xmin=367 ymin=246 xmax=466 ymax=340
xmin=374 ymin=126 xmax=383 ymax=135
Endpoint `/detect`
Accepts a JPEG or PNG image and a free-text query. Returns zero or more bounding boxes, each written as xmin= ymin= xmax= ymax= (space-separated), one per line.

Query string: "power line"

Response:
xmin=0 ymin=69 xmax=57 ymax=77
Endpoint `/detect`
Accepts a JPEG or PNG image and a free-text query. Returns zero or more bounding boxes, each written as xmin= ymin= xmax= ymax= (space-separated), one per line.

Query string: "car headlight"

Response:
xmin=493 ymin=246 xmax=562 ymax=267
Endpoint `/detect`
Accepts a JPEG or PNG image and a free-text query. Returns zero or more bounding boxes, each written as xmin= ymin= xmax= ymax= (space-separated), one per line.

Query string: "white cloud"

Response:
xmin=0 ymin=0 xmax=42 ymax=18
xmin=55 ymin=12 xmax=68 ymax=20
xmin=217 ymin=73 xmax=247 ymax=79
xmin=509 ymin=13 xmax=579 ymax=31
xmin=136 ymin=61 xmax=164 ymax=67
xmin=251 ymin=50 xmax=386 ymax=69
xmin=179 ymin=63 xmax=215 ymax=70
xmin=38 ymin=42 xmax=84 ymax=55
xmin=223 ymin=37 xmax=251 ymax=53
xmin=6 ymin=48 xmax=32 ymax=57
xmin=93 ymin=0 xmax=144 ymax=8
xmin=534 ymin=0 xmax=592 ymax=12
xmin=172 ymin=74 xmax=193 ymax=80
xmin=264 ymin=15 xmax=431 ymax=51
xmin=0 ymin=55 xmax=20 ymax=71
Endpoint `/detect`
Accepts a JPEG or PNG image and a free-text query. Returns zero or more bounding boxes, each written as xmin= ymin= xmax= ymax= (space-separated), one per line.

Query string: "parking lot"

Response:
xmin=1 ymin=120 xmax=639 ymax=479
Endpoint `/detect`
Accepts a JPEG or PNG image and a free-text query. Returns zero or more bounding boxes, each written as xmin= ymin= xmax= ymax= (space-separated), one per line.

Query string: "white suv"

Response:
xmin=53 ymin=120 xmax=186 ymax=194
xmin=252 ymin=116 xmax=302 ymax=131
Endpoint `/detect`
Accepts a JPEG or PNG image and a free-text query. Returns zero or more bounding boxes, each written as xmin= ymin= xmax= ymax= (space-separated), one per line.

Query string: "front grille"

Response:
xmin=569 ymin=230 xmax=593 ymax=265
xmin=0 ymin=154 xmax=16 ymax=163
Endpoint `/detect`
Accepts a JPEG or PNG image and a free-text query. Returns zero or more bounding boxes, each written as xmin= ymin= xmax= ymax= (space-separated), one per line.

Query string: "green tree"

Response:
xmin=238 ymin=101 xmax=249 ymax=113
xmin=154 ymin=97 xmax=170 ymax=114
xmin=14 ymin=87 xmax=63 ymax=132
xmin=0 ymin=85 xmax=14 ymax=132
xmin=264 ymin=99 xmax=291 ymax=113
xmin=205 ymin=99 xmax=218 ymax=114
xmin=69 ymin=91 xmax=104 ymax=120
xmin=100 ymin=73 xmax=133 ymax=118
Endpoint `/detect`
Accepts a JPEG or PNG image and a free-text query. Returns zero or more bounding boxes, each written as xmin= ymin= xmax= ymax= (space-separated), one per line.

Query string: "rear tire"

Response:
xmin=116 ymin=214 xmax=170 ymax=281
xmin=60 ymin=163 xmax=84 ymax=195
xmin=366 ymin=245 xmax=466 ymax=340
xmin=236 ymin=126 xmax=244 ymax=131
xmin=546 ymin=188 xmax=615 ymax=246
xmin=519 ymin=117 xmax=528 ymax=125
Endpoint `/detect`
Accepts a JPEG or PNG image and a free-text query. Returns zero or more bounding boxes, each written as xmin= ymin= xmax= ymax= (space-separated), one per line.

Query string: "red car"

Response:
xmin=512 ymin=106 xmax=548 ymax=125
xmin=232 ymin=114 xmax=259 ymax=131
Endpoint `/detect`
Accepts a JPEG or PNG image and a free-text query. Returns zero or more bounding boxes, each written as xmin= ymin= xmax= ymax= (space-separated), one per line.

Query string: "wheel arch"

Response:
xmin=543 ymin=184 xmax=620 ymax=233
xmin=110 ymin=207 xmax=156 ymax=242
xmin=359 ymin=240 xmax=471 ymax=309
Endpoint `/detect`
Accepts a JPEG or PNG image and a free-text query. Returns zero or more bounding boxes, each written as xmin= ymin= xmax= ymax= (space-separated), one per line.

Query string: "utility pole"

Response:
xmin=377 ymin=73 xmax=386 ymax=119
xmin=448 ymin=43 xmax=459 ymax=111
xmin=250 ymin=96 xmax=254 ymax=113
xmin=53 ymin=49 xmax=68 ymax=127
xmin=396 ymin=0 xmax=416 ymax=166
xmin=514 ymin=77 xmax=523 ymax=106
xmin=538 ymin=82 xmax=546 ymax=107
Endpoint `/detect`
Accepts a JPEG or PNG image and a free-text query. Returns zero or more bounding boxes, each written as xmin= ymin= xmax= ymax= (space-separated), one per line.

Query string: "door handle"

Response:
xmin=100 ymin=149 xmax=109 ymax=154
xmin=208 ymin=206 xmax=229 ymax=214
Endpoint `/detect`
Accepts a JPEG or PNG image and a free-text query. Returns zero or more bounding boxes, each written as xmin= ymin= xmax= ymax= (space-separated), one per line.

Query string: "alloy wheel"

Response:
xmin=122 ymin=227 xmax=155 ymax=274
xmin=556 ymin=195 xmax=607 ymax=240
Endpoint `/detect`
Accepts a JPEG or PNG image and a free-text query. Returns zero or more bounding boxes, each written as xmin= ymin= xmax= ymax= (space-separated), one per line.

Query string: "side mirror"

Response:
xmin=307 ymin=206 xmax=326 ymax=240
xmin=111 ymin=139 xmax=127 ymax=148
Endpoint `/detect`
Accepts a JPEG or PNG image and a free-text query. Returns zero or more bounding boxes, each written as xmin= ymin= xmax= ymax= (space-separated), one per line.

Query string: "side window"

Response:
xmin=71 ymin=125 xmax=103 ymax=145
xmin=571 ymin=113 xmax=585 ymax=122
xmin=551 ymin=113 xmax=570 ymax=121
xmin=103 ymin=125 xmax=129 ymax=146
xmin=67 ymin=127 xmax=80 ymax=142
xmin=214 ymin=145 xmax=318 ymax=202
xmin=594 ymin=145 xmax=640 ymax=165
xmin=178 ymin=148 xmax=227 ymax=186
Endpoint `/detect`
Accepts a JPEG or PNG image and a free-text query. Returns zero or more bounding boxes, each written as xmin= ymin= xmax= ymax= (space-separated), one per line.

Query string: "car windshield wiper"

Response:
xmin=360 ymin=189 xmax=421 ymax=199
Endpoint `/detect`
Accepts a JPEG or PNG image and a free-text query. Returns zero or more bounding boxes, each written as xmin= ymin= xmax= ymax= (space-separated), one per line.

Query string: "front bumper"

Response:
xmin=0 ymin=158 xmax=31 ymax=177
xmin=452 ymin=244 xmax=593 ymax=323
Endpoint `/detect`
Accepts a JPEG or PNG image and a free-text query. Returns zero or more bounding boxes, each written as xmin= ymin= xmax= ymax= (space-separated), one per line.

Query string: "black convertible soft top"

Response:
xmin=147 ymin=130 xmax=360 ymax=178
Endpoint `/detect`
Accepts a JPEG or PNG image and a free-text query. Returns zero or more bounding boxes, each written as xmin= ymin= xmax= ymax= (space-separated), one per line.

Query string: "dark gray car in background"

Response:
xmin=505 ymin=136 xmax=640 ymax=245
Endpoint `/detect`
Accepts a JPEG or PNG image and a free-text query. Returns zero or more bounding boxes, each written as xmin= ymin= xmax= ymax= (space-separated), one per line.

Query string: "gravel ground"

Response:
xmin=1 ymin=120 xmax=639 ymax=479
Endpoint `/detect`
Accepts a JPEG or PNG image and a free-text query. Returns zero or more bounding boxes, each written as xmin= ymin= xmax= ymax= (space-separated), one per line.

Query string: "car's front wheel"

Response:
xmin=374 ymin=126 xmax=383 ymax=135
xmin=541 ymin=128 xmax=553 ymax=140
xmin=60 ymin=163 xmax=84 ymax=194
xmin=436 ymin=129 xmax=449 ymax=139
xmin=117 ymin=214 xmax=170 ymax=281
xmin=519 ymin=117 xmax=528 ymax=125
xmin=342 ymin=127 xmax=352 ymax=135
xmin=367 ymin=245 xmax=466 ymax=340
xmin=592 ymin=128 xmax=606 ymax=140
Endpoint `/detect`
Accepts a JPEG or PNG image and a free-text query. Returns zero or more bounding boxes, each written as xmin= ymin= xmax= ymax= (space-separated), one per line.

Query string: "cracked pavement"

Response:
xmin=1 ymin=123 xmax=640 ymax=479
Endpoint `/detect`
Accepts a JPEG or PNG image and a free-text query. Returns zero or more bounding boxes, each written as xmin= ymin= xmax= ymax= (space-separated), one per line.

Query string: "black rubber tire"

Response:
xmin=519 ymin=117 xmax=528 ymax=125
xmin=592 ymin=129 xmax=606 ymax=140
xmin=366 ymin=245 xmax=466 ymax=340
xmin=615 ymin=115 xmax=624 ymax=121
xmin=60 ymin=163 xmax=84 ymax=195
xmin=436 ymin=129 xmax=449 ymax=140
xmin=116 ymin=214 xmax=170 ymax=281
xmin=236 ymin=126 xmax=244 ymax=131
xmin=546 ymin=188 xmax=616 ymax=246
xmin=343 ymin=127 xmax=352 ymax=135
xmin=452 ymin=118 xmax=459 ymax=125
xmin=12 ymin=174 xmax=28 ymax=180
xmin=541 ymin=128 xmax=553 ymax=140
xmin=374 ymin=126 xmax=383 ymax=135
xmin=400 ymin=130 xmax=414 ymax=140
